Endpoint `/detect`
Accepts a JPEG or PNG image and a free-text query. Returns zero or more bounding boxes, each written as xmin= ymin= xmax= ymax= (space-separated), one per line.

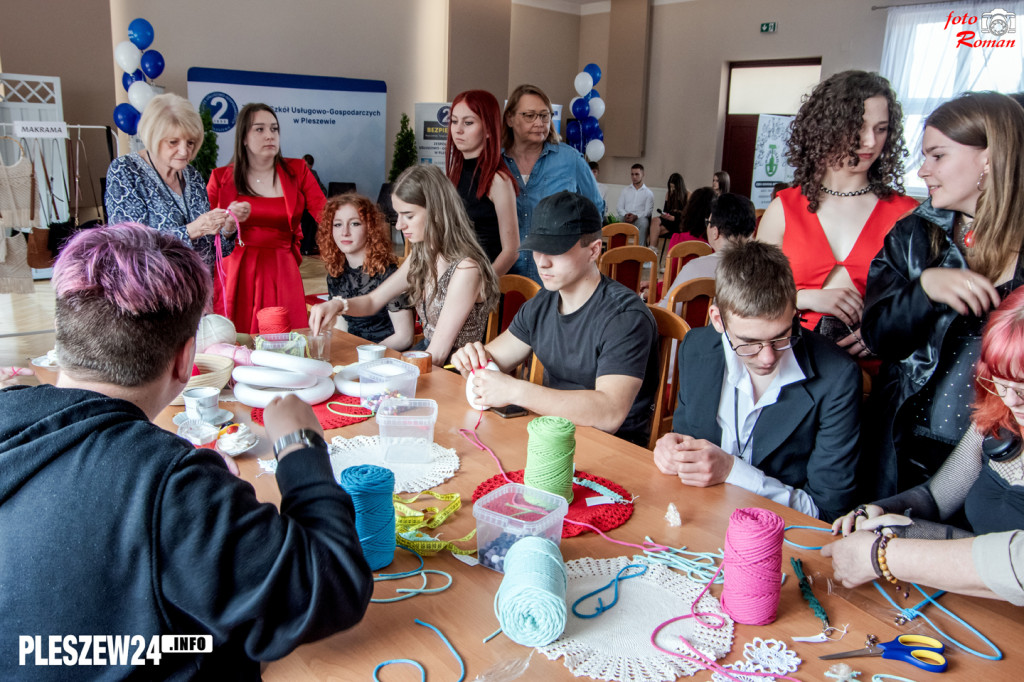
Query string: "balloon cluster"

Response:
xmin=112 ymin=18 xmax=166 ymax=135
xmin=565 ymin=63 xmax=605 ymax=162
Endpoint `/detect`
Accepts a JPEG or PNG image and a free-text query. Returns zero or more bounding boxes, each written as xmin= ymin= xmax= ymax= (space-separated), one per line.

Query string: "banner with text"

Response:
xmin=750 ymin=114 xmax=795 ymax=210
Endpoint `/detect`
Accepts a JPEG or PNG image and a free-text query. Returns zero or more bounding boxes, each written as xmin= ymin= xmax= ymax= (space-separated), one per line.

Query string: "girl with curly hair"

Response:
xmin=759 ymin=71 xmax=917 ymax=356
xmin=310 ymin=165 xmax=499 ymax=366
xmin=315 ymin=193 xmax=414 ymax=350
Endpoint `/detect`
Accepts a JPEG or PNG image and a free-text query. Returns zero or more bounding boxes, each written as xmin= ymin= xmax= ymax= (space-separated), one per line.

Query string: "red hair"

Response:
xmin=316 ymin=193 xmax=396 ymax=278
xmin=974 ymin=288 xmax=1024 ymax=437
xmin=445 ymin=89 xmax=518 ymax=200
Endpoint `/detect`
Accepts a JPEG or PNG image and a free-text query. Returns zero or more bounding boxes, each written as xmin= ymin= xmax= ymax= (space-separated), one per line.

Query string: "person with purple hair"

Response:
xmin=0 ymin=224 xmax=372 ymax=679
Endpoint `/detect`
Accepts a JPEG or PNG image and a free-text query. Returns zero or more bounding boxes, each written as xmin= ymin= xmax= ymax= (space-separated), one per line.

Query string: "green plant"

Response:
xmin=388 ymin=113 xmax=418 ymax=182
xmin=191 ymin=107 xmax=219 ymax=182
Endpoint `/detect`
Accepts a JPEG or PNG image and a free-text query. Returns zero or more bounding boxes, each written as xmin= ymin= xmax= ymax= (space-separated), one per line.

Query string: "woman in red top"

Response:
xmin=208 ymin=103 xmax=326 ymax=333
xmin=759 ymin=71 xmax=917 ymax=357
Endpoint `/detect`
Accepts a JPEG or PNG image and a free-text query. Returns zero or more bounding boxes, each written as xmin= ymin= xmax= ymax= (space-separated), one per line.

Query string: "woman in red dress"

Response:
xmin=208 ymin=103 xmax=326 ymax=333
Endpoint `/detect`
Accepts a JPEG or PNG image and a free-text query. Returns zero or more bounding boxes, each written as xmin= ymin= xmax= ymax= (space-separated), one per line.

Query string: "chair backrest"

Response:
xmin=602 ymin=223 xmax=639 ymax=249
xmin=666 ymin=277 xmax=715 ymax=329
xmin=485 ymin=274 xmax=541 ymax=343
xmin=664 ymin=240 xmax=713 ymax=288
xmin=647 ymin=305 xmax=690 ymax=449
xmin=327 ymin=181 xmax=356 ymax=197
xmin=599 ymin=245 xmax=658 ymax=296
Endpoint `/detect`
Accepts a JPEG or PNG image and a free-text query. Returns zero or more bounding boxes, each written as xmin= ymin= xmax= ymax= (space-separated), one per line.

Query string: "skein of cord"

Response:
xmin=719 ymin=507 xmax=785 ymax=625
xmin=339 ymin=464 xmax=396 ymax=571
xmin=257 ymin=306 xmax=292 ymax=334
xmin=494 ymin=536 xmax=567 ymax=646
xmin=524 ymin=416 xmax=576 ymax=504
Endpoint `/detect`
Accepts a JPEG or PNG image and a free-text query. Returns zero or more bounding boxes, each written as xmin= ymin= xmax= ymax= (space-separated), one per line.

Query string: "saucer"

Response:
xmin=172 ymin=408 xmax=235 ymax=426
xmin=217 ymin=437 xmax=258 ymax=457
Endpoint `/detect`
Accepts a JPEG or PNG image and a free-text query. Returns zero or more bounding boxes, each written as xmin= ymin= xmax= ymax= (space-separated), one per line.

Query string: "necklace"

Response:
xmin=957 ymin=214 xmax=976 ymax=250
xmin=248 ymin=167 xmax=275 ymax=185
xmin=820 ymin=184 xmax=873 ymax=197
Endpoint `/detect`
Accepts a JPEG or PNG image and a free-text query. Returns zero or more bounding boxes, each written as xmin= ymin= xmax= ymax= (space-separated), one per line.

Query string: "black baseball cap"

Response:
xmin=519 ymin=191 xmax=602 ymax=255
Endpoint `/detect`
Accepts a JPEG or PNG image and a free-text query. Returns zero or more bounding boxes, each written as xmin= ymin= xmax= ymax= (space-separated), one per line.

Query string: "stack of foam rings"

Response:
xmin=232 ymin=349 xmax=335 ymax=408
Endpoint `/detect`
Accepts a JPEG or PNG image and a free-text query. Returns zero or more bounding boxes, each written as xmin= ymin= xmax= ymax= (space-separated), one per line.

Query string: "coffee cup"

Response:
xmin=183 ymin=386 xmax=221 ymax=422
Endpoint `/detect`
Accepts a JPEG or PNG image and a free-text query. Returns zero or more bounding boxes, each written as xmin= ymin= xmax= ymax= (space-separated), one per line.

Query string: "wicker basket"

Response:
xmin=170 ymin=353 xmax=234 ymax=406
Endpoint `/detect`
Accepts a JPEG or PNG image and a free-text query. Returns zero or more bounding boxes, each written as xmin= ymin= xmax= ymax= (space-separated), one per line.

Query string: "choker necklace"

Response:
xmin=820 ymin=184 xmax=873 ymax=197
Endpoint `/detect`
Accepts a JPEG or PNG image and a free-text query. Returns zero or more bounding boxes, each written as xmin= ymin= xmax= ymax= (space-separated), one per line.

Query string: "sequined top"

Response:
xmin=416 ymin=259 xmax=489 ymax=361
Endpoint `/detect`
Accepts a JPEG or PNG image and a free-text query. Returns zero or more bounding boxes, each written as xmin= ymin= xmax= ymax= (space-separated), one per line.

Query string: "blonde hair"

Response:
xmin=137 ymin=94 xmax=204 ymax=161
xmin=391 ymin=164 xmax=499 ymax=311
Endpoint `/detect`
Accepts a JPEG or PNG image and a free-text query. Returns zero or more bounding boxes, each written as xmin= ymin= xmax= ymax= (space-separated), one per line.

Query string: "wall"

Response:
xmin=508 ymin=4 xmax=581 ymax=118
xmin=447 ymin=0 xmax=512 ymax=101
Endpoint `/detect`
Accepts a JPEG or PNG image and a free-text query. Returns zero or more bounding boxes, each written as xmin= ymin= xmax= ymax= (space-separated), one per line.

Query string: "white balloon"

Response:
xmin=114 ymin=40 xmax=142 ymax=73
xmin=585 ymin=139 xmax=605 ymax=162
xmin=574 ymin=71 xmax=594 ymax=98
xmin=589 ymin=97 xmax=606 ymax=120
xmin=128 ymin=81 xmax=155 ymax=113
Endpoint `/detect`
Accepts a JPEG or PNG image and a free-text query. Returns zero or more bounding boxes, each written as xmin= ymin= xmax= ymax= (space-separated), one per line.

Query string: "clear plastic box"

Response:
xmin=472 ymin=483 xmax=568 ymax=573
xmin=377 ymin=398 xmax=437 ymax=463
xmin=359 ymin=358 xmax=419 ymax=410
xmin=254 ymin=333 xmax=307 ymax=357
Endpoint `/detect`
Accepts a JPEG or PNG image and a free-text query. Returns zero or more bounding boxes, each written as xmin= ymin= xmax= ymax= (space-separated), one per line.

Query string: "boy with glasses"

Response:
xmin=653 ymin=241 xmax=861 ymax=521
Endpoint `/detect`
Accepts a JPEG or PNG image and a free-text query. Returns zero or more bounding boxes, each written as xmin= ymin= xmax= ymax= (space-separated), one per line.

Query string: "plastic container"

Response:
xmin=254 ymin=333 xmax=307 ymax=357
xmin=359 ymin=358 xmax=419 ymax=410
xmin=472 ymin=483 xmax=569 ymax=573
xmin=377 ymin=398 xmax=438 ymax=463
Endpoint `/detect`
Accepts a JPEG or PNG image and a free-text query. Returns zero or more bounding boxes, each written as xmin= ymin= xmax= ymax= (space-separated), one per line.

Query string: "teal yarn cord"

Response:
xmin=373 ymin=618 xmax=465 ymax=682
xmin=494 ymin=536 xmax=568 ymax=646
xmin=339 ymin=464 xmax=396 ymax=571
xmin=524 ymin=416 xmax=576 ymax=503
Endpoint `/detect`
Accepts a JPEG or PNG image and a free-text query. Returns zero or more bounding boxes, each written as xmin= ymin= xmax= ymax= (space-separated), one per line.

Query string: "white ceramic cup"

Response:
xmin=183 ymin=386 xmax=221 ymax=422
xmin=357 ymin=344 xmax=387 ymax=363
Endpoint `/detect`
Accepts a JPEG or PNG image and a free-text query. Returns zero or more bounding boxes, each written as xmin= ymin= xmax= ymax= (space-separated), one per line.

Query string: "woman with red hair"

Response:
xmin=446 ymin=89 xmax=519 ymax=276
xmin=316 ymin=193 xmax=414 ymax=350
xmin=825 ymin=288 xmax=1024 ymax=604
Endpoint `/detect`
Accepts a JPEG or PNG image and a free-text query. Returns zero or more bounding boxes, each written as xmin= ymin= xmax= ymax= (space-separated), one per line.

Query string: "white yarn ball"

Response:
xmin=196 ymin=314 xmax=236 ymax=353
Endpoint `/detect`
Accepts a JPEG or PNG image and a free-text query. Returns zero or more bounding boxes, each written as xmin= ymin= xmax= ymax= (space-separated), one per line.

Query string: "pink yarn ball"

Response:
xmin=205 ymin=343 xmax=254 ymax=366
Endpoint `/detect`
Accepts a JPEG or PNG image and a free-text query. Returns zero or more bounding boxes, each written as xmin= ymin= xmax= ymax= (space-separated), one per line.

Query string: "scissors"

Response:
xmin=820 ymin=634 xmax=947 ymax=673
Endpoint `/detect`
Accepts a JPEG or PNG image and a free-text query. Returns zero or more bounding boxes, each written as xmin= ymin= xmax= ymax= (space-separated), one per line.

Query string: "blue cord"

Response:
xmin=373 ymin=619 xmax=466 ymax=682
xmin=571 ymin=564 xmax=647 ymax=618
xmin=783 ymin=524 xmax=829 ymax=550
xmin=373 ymin=659 xmax=425 ymax=682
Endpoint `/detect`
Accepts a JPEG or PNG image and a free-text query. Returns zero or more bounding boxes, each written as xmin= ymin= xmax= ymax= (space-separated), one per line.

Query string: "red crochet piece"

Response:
xmin=472 ymin=470 xmax=634 ymax=538
xmin=250 ymin=393 xmax=372 ymax=430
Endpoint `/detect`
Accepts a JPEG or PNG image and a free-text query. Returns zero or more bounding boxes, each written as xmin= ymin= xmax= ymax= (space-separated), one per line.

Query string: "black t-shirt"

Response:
xmin=326 ymin=262 xmax=409 ymax=343
xmin=508 ymin=275 xmax=659 ymax=444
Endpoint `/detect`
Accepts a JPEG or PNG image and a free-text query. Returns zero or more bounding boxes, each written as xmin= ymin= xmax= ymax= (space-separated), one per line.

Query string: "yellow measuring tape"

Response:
xmin=393 ymin=489 xmax=477 ymax=555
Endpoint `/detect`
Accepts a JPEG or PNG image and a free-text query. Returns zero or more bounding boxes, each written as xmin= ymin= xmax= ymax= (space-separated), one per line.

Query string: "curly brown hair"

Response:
xmin=316 ymin=193 xmax=396 ymax=278
xmin=787 ymin=70 xmax=908 ymax=212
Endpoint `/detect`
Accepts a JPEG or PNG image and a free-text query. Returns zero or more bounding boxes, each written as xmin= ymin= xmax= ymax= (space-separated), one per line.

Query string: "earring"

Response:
xmin=978 ymin=169 xmax=988 ymax=192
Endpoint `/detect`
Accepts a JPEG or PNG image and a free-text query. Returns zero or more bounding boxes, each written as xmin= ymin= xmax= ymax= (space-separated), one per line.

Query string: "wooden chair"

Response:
xmin=663 ymin=241 xmax=713 ymax=291
xmin=485 ymin=274 xmax=541 ymax=343
xmin=602 ymin=223 xmax=639 ymax=249
xmin=599 ymin=245 xmax=659 ymax=296
xmin=665 ymin=277 xmax=715 ymax=329
xmin=647 ymin=305 xmax=690 ymax=449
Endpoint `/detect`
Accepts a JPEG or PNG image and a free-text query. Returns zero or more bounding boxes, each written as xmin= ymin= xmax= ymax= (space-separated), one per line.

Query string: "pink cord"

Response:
xmin=214 ymin=208 xmax=240 ymax=318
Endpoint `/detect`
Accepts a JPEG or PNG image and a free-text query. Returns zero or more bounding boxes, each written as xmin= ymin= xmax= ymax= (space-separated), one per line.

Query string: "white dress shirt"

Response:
xmin=616 ymin=183 xmax=655 ymax=221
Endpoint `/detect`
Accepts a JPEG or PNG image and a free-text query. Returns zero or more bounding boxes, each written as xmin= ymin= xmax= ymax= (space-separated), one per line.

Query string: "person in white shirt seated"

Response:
xmin=588 ymin=161 xmax=609 ymax=208
xmin=653 ymin=241 xmax=861 ymax=521
xmin=658 ymin=192 xmax=755 ymax=311
xmin=616 ymin=163 xmax=655 ymax=246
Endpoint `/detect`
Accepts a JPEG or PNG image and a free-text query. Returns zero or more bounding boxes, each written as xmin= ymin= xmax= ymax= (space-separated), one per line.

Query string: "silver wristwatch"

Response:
xmin=272 ymin=428 xmax=327 ymax=459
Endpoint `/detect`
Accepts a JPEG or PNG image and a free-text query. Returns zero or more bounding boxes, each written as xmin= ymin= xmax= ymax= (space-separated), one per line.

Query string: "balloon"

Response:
xmin=581 ymin=116 xmax=600 ymax=138
xmin=127 ymin=18 xmax=155 ymax=50
xmin=113 ymin=103 xmax=141 ymax=136
xmin=589 ymin=97 xmax=606 ymax=120
xmin=583 ymin=63 xmax=602 ymax=86
xmin=140 ymin=49 xmax=165 ymax=79
xmin=128 ymin=81 xmax=155 ymax=113
xmin=585 ymin=139 xmax=605 ymax=162
xmin=574 ymin=71 xmax=594 ymax=98
xmin=585 ymin=88 xmax=600 ymax=101
xmin=592 ymin=127 xmax=604 ymax=142
xmin=114 ymin=40 xmax=142 ymax=73
xmin=565 ymin=119 xmax=582 ymax=146
xmin=121 ymin=69 xmax=144 ymax=92
xmin=570 ymin=97 xmax=590 ymax=120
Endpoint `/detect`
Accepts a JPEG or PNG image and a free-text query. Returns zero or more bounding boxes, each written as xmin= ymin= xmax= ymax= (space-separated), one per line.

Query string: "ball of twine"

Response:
xmin=257 ymin=306 xmax=292 ymax=334
xmin=720 ymin=507 xmax=785 ymax=625
xmin=494 ymin=536 xmax=567 ymax=646
xmin=339 ymin=464 xmax=396 ymax=571
xmin=524 ymin=416 xmax=575 ymax=504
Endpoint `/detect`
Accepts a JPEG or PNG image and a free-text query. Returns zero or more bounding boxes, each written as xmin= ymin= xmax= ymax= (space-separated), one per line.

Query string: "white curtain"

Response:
xmin=881 ymin=1 xmax=1024 ymax=194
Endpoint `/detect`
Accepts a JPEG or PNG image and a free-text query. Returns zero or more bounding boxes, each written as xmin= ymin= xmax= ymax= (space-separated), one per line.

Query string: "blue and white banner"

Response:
xmin=415 ymin=102 xmax=450 ymax=167
xmin=187 ymin=67 xmax=386 ymax=197
xmin=750 ymin=114 xmax=795 ymax=210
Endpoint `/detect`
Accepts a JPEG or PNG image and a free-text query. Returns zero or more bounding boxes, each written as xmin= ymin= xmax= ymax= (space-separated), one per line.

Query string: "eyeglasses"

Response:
xmin=978 ymin=376 xmax=1024 ymax=401
xmin=704 ymin=218 xmax=713 ymax=228
xmin=723 ymin=327 xmax=800 ymax=356
xmin=517 ymin=111 xmax=551 ymax=123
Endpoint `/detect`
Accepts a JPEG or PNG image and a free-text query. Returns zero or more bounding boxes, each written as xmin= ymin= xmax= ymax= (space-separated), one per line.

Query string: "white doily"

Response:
xmin=742 ymin=638 xmax=801 ymax=675
xmin=538 ymin=556 xmax=734 ymax=682
xmin=328 ymin=435 xmax=459 ymax=493
xmin=712 ymin=661 xmax=773 ymax=682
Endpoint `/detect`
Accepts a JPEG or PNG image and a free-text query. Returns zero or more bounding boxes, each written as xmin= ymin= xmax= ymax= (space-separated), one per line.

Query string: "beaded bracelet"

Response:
xmin=875 ymin=530 xmax=909 ymax=599
xmin=340 ymin=298 xmax=350 ymax=315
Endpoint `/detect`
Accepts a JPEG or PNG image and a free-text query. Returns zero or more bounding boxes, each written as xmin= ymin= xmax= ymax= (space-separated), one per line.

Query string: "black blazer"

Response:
xmin=672 ymin=325 xmax=862 ymax=521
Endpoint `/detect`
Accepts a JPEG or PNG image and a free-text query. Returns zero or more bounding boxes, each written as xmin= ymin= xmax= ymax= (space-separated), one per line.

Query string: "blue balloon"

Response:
xmin=128 ymin=18 xmax=154 ymax=50
xmin=583 ymin=63 xmax=602 ymax=86
xmin=113 ymin=103 xmax=140 ymax=135
xmin=585 ymin=88 xmax=600 ymax=101
xmin=566 ymin=119 xmax=582 ymax=145
xmin=140 ymin=50 xmax=165 ymax=79
xmin=121 ymin=69 xmax=144 ymax=92
xmin=581 ymin=116 xmax=600 ymax=137
xmin=570 ymin=97 xmax=590 ymax=121
xmin=592 ymin=127 xmax=604 ymax=142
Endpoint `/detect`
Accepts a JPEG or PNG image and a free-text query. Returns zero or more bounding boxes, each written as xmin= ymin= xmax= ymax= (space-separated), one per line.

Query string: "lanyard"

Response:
xmin=146 ymin=151 xmax=191 ymax=223
xmin=732 ymin=386 xmax=758 ymax=458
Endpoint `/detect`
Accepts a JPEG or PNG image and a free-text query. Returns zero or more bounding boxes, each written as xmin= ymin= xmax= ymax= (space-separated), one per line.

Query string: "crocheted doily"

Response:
xmin=539 ymin=556 xmax=734 ymax=682
xmin=472 ymin=470 xmax=634 ymax=538
xmin=251 ymin=394 xmax=372 ymax=430
xmin=329 ymin=434 xmax=460 ymax=493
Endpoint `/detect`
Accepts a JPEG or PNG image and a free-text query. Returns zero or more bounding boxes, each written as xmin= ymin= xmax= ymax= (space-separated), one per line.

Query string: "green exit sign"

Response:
xmin=760 ymin=22 xmax=777 ymax=33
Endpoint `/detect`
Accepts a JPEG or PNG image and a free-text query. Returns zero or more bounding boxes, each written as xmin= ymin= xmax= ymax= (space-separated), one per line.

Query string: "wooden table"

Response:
xmin=160 ymin=332 xmax=1024 ymax=681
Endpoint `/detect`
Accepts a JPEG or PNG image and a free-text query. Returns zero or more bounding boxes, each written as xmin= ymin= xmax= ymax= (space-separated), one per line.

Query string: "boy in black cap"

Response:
xmin=452 ymin=191 xmax=658 ymax=445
